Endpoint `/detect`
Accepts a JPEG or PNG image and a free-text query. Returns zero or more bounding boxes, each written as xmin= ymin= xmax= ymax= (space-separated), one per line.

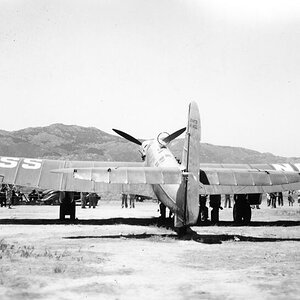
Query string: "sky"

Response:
xmin=0 ymin=0 xmax=299 ymax=157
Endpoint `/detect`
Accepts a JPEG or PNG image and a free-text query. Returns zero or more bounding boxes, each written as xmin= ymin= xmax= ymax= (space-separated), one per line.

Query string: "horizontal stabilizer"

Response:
xmin=51 ymin=167 xmax=182 ymax=184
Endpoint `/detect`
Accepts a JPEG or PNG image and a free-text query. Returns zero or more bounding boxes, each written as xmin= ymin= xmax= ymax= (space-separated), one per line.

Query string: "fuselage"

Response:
xmin=142 ymin=139 xmax=182 ymax=213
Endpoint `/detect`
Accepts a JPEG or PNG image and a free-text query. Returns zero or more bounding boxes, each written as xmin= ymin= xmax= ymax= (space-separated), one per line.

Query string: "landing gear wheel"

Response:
xmin=59 ymin=203 xmax=66 ymax=220
xmin=233 ymin=203 xmax=251 ymax=224
xmin=59 ymin=192 xmax=76 ymax=221
xmin=70 ymin=201 xmax=76 ymax=221
xmin=233 ymin=204 xmax=242 ymax=223
xmin=243 ymin=204 xmax=252 ymax=224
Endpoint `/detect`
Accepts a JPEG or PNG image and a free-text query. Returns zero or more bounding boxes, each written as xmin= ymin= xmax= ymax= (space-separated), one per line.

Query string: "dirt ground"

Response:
xmin=0 ymin=200 xmax=300 ymax=300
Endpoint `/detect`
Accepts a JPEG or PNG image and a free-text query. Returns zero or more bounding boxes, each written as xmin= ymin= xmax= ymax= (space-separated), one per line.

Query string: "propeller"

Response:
xmin=112 ymin=129 xmax=142 ymax=145
xmin=162 ymin=127 xmax=186 ymax=144
xmin=113 ymin=127 xmax=186 ymax=146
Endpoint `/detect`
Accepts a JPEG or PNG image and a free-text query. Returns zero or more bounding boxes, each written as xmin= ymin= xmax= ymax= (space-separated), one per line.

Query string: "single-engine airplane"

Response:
xmin=0 ymin=102 xmax=300 ymax=232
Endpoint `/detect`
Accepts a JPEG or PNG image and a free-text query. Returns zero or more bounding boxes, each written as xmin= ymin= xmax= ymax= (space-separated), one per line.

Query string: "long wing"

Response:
xmin=201 ymin=163 xmax=300 ymax=172
xmin=0 ymin=156 xmax=148 ymax=193
xmin=199 ymin=167 xmax=300 ymax=194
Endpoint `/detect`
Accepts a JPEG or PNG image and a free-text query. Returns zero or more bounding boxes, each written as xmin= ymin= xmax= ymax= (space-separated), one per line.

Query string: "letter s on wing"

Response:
xmin=22 ymin=158 xmax=42 ymax=170
xmin=0 ymin=157 xmax=20 ymax=168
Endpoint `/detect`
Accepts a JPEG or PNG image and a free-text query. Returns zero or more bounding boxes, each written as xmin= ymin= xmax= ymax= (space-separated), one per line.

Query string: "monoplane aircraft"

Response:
xmin=0 ymin=102 xmax=300 ymax=232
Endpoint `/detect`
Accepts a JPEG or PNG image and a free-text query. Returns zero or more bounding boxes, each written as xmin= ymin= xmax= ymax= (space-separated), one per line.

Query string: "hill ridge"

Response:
xmin=0 ymin=124 xmax=299 ymax=164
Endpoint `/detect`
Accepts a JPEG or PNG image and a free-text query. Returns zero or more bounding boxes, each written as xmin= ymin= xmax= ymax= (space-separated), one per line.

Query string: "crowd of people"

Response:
xmin=121 ymin=193 xmax=136 ymax=208
xmin=1 ymin=184 xmax=300 ymax=215
xmin=265 ymin=191 xmax=300 ymax=207
xmin=220 ymin=191 xmax=300 ymax=210
xmin=196 ymin=191 xmax=300 ymax=224
xmin=80 ymin=192 xmax=101 ymax=209
xmin=0 ymin=184 xmax=28 ymax=208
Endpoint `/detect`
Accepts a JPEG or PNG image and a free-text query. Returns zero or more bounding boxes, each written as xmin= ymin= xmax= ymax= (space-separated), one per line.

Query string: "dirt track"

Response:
xmin=0 ymin=201 xmax=300 ymax=300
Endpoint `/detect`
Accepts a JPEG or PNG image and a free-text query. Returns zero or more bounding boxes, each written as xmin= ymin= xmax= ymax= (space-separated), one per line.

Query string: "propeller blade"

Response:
xmin=113 ymin=129 xmax=142 ymax=145
xmin=162 ymin=127 xmax=186 ymax=144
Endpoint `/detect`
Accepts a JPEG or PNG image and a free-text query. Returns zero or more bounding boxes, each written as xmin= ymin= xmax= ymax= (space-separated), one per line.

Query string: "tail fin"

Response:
xmin=175 ymin=102 xmax=201 ymax=227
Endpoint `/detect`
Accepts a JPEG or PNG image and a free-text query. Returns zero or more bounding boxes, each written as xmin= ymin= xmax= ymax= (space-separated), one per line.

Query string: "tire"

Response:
xmin=243 ymin=204 xmax=252 ymax=224
xmin=59 ymin=203 xmax=66 ymax=220
xmin=233 ymin=204 xmax=243 ymax=223
xmin=70 ymin=201 xmax=76 ymax=221
xmin=233 ymin=203 xmax=251 ymax=224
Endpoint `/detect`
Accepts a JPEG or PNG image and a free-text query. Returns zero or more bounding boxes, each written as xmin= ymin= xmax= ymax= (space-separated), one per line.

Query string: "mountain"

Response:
xmin=0 ymin=124 xmax=299 ymax=164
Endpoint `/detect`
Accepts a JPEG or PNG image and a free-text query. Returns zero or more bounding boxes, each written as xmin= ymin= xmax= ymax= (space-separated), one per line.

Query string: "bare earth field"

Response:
xmin=0 ymin=201 xmax=300 ymax=300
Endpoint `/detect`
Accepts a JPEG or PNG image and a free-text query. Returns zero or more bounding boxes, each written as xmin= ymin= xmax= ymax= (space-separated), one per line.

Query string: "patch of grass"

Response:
xmin=61 ymin=249 xmax=71 ymax=257
xmin=19 ymin=245 xmax=35 ymax=258
xmin=147 ymin=235 xmax=176 ymax=243
xmin=0 ymin=239 xmax=73 ymax=261
xmin=53 ymin=264 xmax=66 ymax=273
xmin=0 ymin=239 xmax=34 ymax=259
xmin=42 ymin=248 xmax=53 ymax=259
xmin=275 ymin=209 xmax=300 ymax=216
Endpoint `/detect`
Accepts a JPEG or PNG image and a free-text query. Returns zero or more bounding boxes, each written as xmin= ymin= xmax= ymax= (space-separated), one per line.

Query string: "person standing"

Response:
xmin=266 ymin=193 xmax=271 ymax=206
xmin=6 ymin=186 xmax=13 ymax=209
xmin=270 ymin=193 xmax=276 ymax=208
xmin=88 ymin=193 xmax=98 ymax=209
xmin=159 ymin=202 xmax=166 ymax=220
xmin=80 ymin=192 xmax=88 ymax=208
xmin=224 ymin=194 xmax=232 ymax=208
xmin=288 ymin=191 xmax=294 ymax=206
xmin=121 ymin=193 xmax=128 ymax=208
xmin=209 ymin=194 xmax=223 ymax=223
xmin=277 ymin=192 xmax=283 ymax=206
xmin=198 ymin=195 xmax=208 ymax=223
xmin=0 ymin=185 xmax=6 ymax=207
xmin=129 ymin=194 xmax=135 ymax=208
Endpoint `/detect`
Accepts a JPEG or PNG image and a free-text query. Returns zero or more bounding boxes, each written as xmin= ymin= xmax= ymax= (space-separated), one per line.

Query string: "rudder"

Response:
xmin=175 ymin=102 xmax=201 ymax=227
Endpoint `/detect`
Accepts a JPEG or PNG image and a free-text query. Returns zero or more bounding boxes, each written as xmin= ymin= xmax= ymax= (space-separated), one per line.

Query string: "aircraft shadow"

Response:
xmin=1 ymin=217 xmax=299 ymax=244
xmin=0 ymin=218 xmax=300 ymax=228
xmin=63 ymin=232 xmax=300 ymax=244
xmin=0 ymin=217 xmax=162 ymax=226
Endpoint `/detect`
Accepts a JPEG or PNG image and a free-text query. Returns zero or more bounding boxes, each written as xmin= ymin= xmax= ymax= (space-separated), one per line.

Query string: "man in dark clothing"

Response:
xmin=0 ymin=185 xmax=6 ymax=207
xmin=6 ymin=186 xmax=13 ymax=209
xmin=129 ymin=194 xmax=135 ymax=208
xmin=277 ymin=192 xmax=283 ymax=206
xmin=198 ymin=195 xmax=208 ymax=223
xmin=88 ymin=193 xmax=98 ymax=209
xmin=121 ymin=193 xmax=128 ymax=208
xmin=209 ymin=194 xmax=223 ymax=223
xmin=270 ymin=193 xmax=276 ymax=208
xmin=224 ymin=194 xmax=232 ymax=208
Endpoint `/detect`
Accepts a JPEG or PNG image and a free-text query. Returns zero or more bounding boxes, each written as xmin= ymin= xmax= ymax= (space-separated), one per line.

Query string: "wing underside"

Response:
xmin=200 ymin=168 xmax=300 ymax=194
xmin=0 ymin=156 xmax=151 ymax=193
